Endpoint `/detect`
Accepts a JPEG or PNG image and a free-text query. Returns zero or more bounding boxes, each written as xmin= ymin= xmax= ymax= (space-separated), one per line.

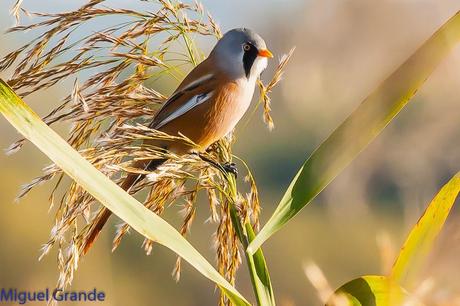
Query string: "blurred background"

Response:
xmin=1 ymin=0 xmax=460 ymax=305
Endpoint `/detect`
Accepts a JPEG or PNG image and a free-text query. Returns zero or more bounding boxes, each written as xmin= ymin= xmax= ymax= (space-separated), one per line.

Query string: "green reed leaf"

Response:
xmin=328 ymin=275 xmax=408 ymax=306
xmin=244 ymin=223 xmax=276 ymax=306
xmin=226 ymin=174 xmax=275 ymax=306
xmin=391 ymin=172 xmax=460 ymax=286
xmin=248 ymin=10 xmax=460 ymax=255
xmin=0 ymin=79 xmax=250 ymax=306
xmin=327 ymin=173 xmax=459 ymax=305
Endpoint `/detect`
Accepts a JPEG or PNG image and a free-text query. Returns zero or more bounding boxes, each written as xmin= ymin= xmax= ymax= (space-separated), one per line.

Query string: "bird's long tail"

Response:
xmin=81 ymin=158 xmax=166 ymax=255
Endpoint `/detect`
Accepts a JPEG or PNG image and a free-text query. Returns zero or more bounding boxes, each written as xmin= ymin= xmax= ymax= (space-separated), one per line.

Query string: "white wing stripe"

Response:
xmin=155 ymin=90 xmax=214 ymax=128
xmin=181 ymin=74 xmax=213 ymax=91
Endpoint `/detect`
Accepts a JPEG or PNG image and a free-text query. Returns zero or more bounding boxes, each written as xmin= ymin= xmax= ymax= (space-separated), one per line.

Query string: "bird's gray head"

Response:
xmin=210 ymin=28 xmax=273 ymax=81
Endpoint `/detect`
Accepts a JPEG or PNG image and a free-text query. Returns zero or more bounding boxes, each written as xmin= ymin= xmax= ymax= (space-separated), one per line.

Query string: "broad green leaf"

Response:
xmin=0 ymin=80 xmax=250 ymax=306
xmin=328 ymin=275 xmax=408 ymax=306
xmin=391 ymin=172 xmax=460 ymax=286
xmin=248 ymin=10 xmax=460 ymax=255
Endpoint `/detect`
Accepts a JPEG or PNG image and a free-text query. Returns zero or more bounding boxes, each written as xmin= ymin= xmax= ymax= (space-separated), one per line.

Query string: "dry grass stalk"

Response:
xmin=10 ymin=0 xmax=24 ymax=25
xmin=3 ymin=0 xmax=292 ymax=304
xmin=376 ymin=231 xmax=396 ymax=275
xmin=257 ymin=47 xmax=296 ymax=130
xmin=304 ymin=262 xmax=349 ymax=306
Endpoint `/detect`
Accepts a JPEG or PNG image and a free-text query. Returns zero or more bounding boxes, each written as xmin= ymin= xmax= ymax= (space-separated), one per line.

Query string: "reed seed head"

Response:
xmin=2 ymin=1 xmax=293 ymax=303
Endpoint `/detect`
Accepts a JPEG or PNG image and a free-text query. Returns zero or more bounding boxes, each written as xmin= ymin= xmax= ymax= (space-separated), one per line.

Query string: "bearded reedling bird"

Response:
xmin=82 ymin=28 xmax=273 ymax=254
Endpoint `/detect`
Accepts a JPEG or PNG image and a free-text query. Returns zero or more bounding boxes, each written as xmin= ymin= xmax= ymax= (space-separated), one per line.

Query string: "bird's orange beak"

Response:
xmin=258 ymin=49 xmax=273 ymax=58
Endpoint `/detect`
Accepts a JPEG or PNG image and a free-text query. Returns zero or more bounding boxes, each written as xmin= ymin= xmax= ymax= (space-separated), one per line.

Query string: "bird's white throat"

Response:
xmin=249 ymin=57 xmax=268 ymax=83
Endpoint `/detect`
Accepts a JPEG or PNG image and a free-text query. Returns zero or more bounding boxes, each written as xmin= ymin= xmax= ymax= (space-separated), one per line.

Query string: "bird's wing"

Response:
xmin=152 ymin=88 xmax=215 ymax=129
xmin=150 ymin=59 xmax=220 ymax=129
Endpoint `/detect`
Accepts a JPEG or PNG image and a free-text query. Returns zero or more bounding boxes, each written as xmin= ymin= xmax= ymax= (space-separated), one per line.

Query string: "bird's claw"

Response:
xmin=222 ymin=162 xmax=238 ymax=178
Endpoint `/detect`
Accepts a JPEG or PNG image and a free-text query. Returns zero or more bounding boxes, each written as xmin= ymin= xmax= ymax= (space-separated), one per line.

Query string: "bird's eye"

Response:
xmin=243 ymin=43 xmax=251 ymax=51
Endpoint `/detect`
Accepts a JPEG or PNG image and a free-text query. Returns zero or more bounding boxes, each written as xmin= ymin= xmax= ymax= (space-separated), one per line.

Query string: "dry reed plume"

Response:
xmin=1 ymin=1 xmax=293 ymax=305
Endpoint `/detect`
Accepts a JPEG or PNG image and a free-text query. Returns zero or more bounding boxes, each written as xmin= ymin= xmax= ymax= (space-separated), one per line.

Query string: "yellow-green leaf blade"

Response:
xmin=328 ymin=275 xmax=408 ymax=306
xmin=391 ymin=172 xmax=460 ymax=286
xmin=248 ymin=10 xmax=460 ymax=255
xmin=0 ymin=80 xmax=250 ymax=306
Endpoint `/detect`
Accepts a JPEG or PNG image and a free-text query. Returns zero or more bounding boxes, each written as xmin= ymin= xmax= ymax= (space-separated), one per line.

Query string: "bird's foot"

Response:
xmin=195 ymin=153 xmax=238 ymax=178
xmin=222 ymin=162 xmax=238 ymax=178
